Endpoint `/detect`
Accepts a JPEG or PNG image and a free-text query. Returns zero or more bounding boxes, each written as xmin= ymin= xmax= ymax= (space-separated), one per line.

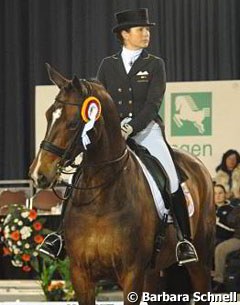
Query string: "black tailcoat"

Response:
xmin=97 ymin=49 xmax=166 ymax=135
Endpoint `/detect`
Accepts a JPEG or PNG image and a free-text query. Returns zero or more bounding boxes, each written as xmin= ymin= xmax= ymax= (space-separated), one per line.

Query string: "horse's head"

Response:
xmin=175 ymin=96 xmax=184 ymax=112
xmin=29 ymin=64 xmax=124 ymax=188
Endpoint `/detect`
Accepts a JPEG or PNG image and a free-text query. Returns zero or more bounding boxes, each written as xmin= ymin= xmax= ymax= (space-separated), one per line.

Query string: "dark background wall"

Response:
xmin=0 ymin=0 xmax=239 ymax=179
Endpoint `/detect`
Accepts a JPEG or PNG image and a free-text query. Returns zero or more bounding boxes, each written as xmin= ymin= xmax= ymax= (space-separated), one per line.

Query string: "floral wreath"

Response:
xmin=0 ymin=204 xmax=48 ymax=272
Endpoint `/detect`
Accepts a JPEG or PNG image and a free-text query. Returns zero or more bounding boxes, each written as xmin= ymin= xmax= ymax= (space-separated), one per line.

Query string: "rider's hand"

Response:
xmin=121 ymin=123 xmax=133 ymax=140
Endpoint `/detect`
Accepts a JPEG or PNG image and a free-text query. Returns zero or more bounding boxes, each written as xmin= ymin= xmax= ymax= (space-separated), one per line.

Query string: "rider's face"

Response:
xmin=122 ymin=26 xmax=150 ymax=50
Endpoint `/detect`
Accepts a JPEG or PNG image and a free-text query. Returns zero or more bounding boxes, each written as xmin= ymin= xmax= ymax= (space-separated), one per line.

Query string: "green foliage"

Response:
xmin=40 ymin=256 xmax=75 ymax=301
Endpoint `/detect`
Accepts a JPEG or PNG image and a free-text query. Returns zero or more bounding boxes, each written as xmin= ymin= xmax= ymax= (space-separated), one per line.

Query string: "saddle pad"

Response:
xmin=132 ymin=151 xmax=194 ymax=219
xmin=181 ymin=182 xmax=195 ymax=217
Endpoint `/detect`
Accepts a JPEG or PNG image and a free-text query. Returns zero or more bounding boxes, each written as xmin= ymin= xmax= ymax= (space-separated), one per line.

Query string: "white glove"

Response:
xmin=121 ymin=123 xmax=133 ymax=140
xmin=120 ymin=117 xmax=133 ymax=140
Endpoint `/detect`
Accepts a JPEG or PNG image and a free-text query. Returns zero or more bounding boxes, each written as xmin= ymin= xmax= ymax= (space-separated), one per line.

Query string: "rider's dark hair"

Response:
xmin=115 ymin=28 xmax=131 ymax=45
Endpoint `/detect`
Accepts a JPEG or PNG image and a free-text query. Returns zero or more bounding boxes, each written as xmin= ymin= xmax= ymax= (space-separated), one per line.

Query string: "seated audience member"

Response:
xmin=215 ymin=149 xmax=240 ymax=199
xmin=212 ymin=205 xmax=240 ymax=292
xmin=214 ymin=184 xmax=234 ymax=245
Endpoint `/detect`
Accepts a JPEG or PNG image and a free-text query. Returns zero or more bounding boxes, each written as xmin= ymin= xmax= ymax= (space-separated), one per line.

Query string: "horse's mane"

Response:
xmin=184 ymin=96 xmax=198 ymax=111
xmin=87 ymin=78 xmax=102 ymax=85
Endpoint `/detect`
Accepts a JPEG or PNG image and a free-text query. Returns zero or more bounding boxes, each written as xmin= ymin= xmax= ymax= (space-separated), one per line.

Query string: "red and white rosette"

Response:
xmin=80 ymin=96 xmax=102 ymax=149
xmin=81 ymin=96 xmax=101 ymax=123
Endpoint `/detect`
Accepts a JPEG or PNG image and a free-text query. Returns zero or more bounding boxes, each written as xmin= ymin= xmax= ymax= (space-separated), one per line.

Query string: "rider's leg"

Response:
xmin=171 ymin=186 xmax=198 ymax=265
xmin=150 ymin=134 xmax=198 ymax=264
xmin=132 ymin=122 xmax=198 ymax=265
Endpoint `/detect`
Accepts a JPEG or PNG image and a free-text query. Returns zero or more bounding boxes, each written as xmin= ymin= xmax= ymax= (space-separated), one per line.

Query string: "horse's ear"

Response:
xmin=72 ymin=75 xmax=82 ymax=93
xmin=45 ymin=63 xmax=68 ymax=88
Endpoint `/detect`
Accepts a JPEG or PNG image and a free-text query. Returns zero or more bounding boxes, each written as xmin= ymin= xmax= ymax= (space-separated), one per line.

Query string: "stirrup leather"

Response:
xmin=176 ymin=239 xmax=199 ymax=266
xmin=38 ymin=232 xmax=63 ymax=259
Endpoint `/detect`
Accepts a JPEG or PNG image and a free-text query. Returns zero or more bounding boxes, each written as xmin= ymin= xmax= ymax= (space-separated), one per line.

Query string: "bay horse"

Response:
xmin=29 ymin=64 xmax=215 ymax=305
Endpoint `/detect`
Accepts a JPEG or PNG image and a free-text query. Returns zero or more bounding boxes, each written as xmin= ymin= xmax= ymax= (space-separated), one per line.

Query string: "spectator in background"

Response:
xmin=214 ymin=184 xmax=234 ymax=245
xmin=212 ymin=205 xmax=240 ymax=292
xmin=215 ymin=149 xmax=240 ymax=200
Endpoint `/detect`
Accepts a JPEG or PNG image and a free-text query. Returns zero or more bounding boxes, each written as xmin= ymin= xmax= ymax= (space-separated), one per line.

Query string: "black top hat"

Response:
xmin=112 ymin=8 xmax=155 ymax=33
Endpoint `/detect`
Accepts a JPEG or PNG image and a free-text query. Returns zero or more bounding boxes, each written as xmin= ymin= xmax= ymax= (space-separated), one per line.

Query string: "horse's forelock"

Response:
xmin=61 ymin=79 xmax=87 ymax=99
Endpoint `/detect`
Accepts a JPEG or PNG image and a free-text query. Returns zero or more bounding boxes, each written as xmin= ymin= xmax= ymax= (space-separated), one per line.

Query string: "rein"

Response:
xmin=51 ymin=148 xmax=129 ymax=203
xmin=62 ymin=148 xmax=129 ymax=190
xmin=81 ymin=147 xmax=129 ymax=168
xmin=69 ymin=149 xmax=129 ymax=206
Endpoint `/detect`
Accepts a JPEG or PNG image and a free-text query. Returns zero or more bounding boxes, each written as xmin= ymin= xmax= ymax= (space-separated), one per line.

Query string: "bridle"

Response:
xmin=40 ymin=115 xmax=82 ymax=170
xmin=40 ymin=79 xmax=91 ymax=169
xmin=40 ymin=79 xmax=128 ymax=169
xmin=39 ymin=79 xmax=129 ymax=200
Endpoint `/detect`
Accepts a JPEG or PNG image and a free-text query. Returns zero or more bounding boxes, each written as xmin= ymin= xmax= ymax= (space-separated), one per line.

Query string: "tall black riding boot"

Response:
xmin=172 ymin=186 xmax=198 ymax=265
xmin=38 ymin=188 xmax=70 ymax=260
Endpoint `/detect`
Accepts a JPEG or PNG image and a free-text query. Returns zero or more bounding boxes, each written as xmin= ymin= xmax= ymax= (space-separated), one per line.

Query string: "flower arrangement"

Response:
xmin=0 ymin=204 xmax=77 ymax=301
xmin=0 ymin=204 xmax=49 ymax=273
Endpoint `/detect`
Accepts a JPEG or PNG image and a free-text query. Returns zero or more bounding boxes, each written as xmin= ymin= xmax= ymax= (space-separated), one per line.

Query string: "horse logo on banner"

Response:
xmin=173 ymin=95 xmax=211 ymax=135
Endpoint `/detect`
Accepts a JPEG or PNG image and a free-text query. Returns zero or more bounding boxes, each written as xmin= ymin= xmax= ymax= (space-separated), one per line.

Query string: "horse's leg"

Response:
xmin=186 ymin=263 xmax=211 ymax=305
xmin=173 ymin=114 xmax=183 ymax=127
xmin=122 ymin=268 xmax=145 ymax=305
xmin=193 ymin=122 xmax=204 ymax=134
xmin=70 ymin=264 xmax=95 ymax=305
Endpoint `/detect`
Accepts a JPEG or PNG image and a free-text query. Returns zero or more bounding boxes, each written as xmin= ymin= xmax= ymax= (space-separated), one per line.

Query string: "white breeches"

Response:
xmin=132 ymin=121 xmax=179 ymax=193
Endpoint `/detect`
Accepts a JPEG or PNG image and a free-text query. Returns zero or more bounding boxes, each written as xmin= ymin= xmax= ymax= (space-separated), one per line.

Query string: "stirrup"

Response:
xmin=38 ymin=232 xmax=63 ymax=259
xmin=38 ymin=247 xmax=58 ymax=260
xmin=176 ymin=239 xmax=198 ymax=266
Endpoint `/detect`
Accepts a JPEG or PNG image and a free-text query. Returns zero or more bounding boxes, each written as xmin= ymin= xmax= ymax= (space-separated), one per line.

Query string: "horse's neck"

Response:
xmin=83 ymin=97 xmax=126 ymax=168
xmin=84 ymin=127 xmax=126 ymax=166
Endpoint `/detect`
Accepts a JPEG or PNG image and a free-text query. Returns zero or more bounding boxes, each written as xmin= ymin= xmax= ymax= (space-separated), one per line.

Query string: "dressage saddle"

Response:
xmin=127 ymin=138 xmax=171 ymax=208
